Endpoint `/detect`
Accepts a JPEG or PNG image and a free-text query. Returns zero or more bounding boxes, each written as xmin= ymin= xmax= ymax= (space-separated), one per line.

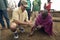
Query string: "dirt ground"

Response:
xmin=0 ymin=22 xmax=60 ymax=40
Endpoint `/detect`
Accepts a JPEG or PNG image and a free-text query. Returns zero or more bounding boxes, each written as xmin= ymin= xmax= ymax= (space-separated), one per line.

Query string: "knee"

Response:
xmin=10 ymin=22 xmax=17 ymax=32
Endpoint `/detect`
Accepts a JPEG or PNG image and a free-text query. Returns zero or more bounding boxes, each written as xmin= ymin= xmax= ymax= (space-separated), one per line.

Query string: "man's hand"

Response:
xmin=27 ymin=21 xmax=33 ymax=27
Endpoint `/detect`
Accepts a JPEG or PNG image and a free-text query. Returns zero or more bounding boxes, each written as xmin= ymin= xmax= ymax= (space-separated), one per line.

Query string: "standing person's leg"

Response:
xmin=35 ymin=11 xmax=39 ymax=17
xmin=30 ymin=11 xmax=36 ymax=21
xmin=3 ymin=10 xmax=10 ymax=28
xmin=28 ymin=9 xmax=31 ymax=20
xmin=0 ymin=10 xmax=5 ymax=29
xmin=26 ymin=9 xmax=31 ymax=20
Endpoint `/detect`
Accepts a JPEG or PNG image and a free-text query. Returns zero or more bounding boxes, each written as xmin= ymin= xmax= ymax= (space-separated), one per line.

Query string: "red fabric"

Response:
xmin=46 ymin=3 xmax=51 ymax=13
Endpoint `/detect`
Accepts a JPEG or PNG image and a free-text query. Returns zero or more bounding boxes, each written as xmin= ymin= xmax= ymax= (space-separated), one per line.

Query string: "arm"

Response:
xmin=44 ymin=3 xmax=46 ymax=9
xmin=13 ymin=19 xmax=28 ymax=25
xmin=3 ymin=0 xmax=8 ymax=8
xmin=47 ymin=3 xmax=51 ymax=11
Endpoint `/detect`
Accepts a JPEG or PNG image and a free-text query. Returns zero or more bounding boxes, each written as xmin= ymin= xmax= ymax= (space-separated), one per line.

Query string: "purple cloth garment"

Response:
xmin=34 ymin=13 xmax=53 ymax=35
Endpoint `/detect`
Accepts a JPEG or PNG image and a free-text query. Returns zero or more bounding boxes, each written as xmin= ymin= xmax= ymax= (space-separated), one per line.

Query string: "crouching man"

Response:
xmin=10 ymin=1 xmax=31 ymax=39
xmin=29 ymin=10 xmax=53 ymax=36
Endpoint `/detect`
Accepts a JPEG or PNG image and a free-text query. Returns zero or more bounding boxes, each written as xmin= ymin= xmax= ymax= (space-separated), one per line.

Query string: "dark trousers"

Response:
xmin=0 ymin=10 xmax=10 ymax=28
xmin=26 ymin=9 xmax=31 ymax=20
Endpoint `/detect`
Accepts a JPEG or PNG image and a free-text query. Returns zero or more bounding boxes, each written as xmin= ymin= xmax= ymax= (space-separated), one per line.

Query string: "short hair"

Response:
xmin=43 ymin=10 xmax=48 ymax=13
xmin=42 ymin=10 xmax=48 ymax=19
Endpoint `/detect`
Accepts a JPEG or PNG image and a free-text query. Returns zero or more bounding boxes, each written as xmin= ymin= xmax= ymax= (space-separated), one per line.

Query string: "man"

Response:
xmin=29 ymin=10 xmax=53 ymax=36
xmin=10 ymin=1 xmax=31 ymax=39
xmin=0 ymin=0 xmax=10 ymax=29
xmin=31 ymin=0 xmax=41 ymax=21
xmin=18 ymin=0 xmax=31 ymax=20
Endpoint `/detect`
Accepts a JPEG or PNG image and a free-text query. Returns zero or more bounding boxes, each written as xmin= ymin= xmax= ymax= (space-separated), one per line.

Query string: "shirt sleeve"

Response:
xmin=25 ymin=11 xmax=28 ymax=22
